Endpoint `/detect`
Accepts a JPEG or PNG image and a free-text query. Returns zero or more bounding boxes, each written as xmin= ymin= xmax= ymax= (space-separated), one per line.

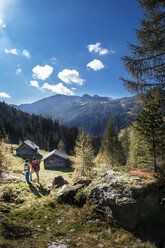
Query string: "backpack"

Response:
xmin=24 ymin=163 xmax=29 ymax=172
xmin=33 ymin=160 xmax=40 ymax=172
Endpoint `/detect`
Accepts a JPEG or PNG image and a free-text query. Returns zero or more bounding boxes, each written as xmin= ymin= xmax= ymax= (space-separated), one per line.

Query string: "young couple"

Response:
xmin=24 ymin=157 xmax=40 ymax=184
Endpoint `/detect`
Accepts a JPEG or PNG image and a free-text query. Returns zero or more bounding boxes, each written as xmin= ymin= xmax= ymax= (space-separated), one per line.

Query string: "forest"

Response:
xmin=0 ymin=101 xmax=78 ymax=154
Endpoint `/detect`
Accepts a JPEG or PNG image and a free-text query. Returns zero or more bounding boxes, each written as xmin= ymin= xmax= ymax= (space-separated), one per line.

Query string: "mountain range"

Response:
xmin=14 ymin=94 xmax=142 ymax=136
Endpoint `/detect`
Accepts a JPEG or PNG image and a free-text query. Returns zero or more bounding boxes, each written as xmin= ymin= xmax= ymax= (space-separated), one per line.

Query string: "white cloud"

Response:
xmin=4 ymin=48 xmax=31 ymax=59
xmin=32 ymin=65 xmax=53 ymax=81
xmin=5 ymin=48 xmax=20 ymax=55
xmin=87 ymin=42 xmax=101 ymax=53
xmin=87 ymin=59 xmax=105 ymax=71
xmin=58 ymin=69 xmax=85 ymax=85
xmin=30 ymin=80 xmax=39 ymax=88
xmin=71 ymin=87 xmax=76 ymax=90
xmin=99 ymin=48 xmax=109 ymax=55
xmin=0 ymin=18 xmax=6 ymax=28
xmin=16 ymin=68 xmax=21 ymax=74
xmin=0 ymin=92 xmax=11 ymax=98
xmin=22 ymin=49 xmax=31 ymax=59
xmin=87 ymin=42 xmax=115 ymax=55
xmin=42 ymin=82 xmax=75 ymax=95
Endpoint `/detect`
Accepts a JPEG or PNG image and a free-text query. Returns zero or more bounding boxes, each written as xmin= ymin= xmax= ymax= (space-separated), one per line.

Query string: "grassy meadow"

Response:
xmin=0 ymin=143 xmax=157 ymax=248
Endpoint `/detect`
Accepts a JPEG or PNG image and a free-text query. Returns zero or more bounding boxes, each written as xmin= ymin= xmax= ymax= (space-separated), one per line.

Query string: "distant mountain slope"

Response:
xmin=15 ymin=94 xmax=142 ymax=135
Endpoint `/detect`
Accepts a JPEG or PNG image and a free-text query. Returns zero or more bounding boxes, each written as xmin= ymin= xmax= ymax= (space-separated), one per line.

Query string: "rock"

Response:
xmin=57 ymin=183 xmax=85 ymax=205
xmin=86 ymin=170 xmax=160 ymax=230
xmin=73 ymin=177 xmax=92 ymax=186
xmin=57 ymin=219 xmax=63 ymax=225
xmin=47 ymin=242 xmax=69 ymax=248
xmin=57 ymin=177 xmax=90 ymax=206
xmin=52 ymin=175 xmax=68 ymax=189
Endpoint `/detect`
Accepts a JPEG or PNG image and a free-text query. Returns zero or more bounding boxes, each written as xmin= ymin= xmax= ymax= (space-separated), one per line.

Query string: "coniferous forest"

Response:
xmin=0 ymin=101 xmax=78 ymax=154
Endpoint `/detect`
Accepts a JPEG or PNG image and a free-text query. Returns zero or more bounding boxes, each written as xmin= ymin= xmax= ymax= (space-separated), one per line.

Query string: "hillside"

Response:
xmin=15 ymin=94 xmax=142 ymax=135
xmin=0 ymin=101 xmax=78 ymax=153
xmin=0 ymin=144 xmax=164 ymax=248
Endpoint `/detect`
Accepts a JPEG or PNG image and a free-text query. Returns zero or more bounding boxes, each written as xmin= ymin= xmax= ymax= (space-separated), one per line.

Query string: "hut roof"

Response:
xmin=42 ymin=149 xmax=68 ymax=161
xmin=24 ymin=139 xmax=39 ymax=150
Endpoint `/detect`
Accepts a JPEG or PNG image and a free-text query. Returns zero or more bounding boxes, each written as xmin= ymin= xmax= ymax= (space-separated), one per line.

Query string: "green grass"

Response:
xmin=0 ymin=143 xmax=157 ymax=248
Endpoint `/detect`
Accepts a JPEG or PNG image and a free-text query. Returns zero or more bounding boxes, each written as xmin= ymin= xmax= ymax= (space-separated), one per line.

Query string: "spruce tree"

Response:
xmin=135 ymin=92 xmax=164 ymax=172
xmin=128 ymin=128 xmax=152 ymax=168
xmin=57 ymin=139 xmax=66 ymax=152
xmin=100 ymin=119 xmax=125 ymax=167
xmin=119 ymin=125 xmax=131 ymax=164
xmin=121 ymin=0 xmax=165 ymax=93
xmin=73 ymin=130 xmax=95 ymax=178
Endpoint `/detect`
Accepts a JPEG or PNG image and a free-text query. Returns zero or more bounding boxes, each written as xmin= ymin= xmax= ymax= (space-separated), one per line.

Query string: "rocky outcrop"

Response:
xmin=57 ymin=177 xmax=90 ymax=206
xmin=52 ymin=175 xmax=68 ymax=189
xmin=86 ymin=170 xmax=160 ymax=230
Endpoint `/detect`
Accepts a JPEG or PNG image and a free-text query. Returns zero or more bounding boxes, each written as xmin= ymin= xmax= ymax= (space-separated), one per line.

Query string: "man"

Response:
xmin=30 ymin=157 xmax=35 ymax=181
xmin=33 ymin=159 xmax=40 ymax=184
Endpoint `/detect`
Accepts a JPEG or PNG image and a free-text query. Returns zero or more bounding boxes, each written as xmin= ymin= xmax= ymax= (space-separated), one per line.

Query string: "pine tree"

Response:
xmin=121 ymin=0 xmax=165 ymax=93
xmin=73 ymin=130 xmax=95 ymax=178
xmin=57 ymin=139 xmax=66 ymax=152
xmin=135 ymin=92 xmax=164 ymax=172
xmin=128 ymin=128 xmax=152 ymax=168
xmin=119 ymin=125 xmax=131 ymax=164
xmin=100 ymin=119 xmax=125 ymax=167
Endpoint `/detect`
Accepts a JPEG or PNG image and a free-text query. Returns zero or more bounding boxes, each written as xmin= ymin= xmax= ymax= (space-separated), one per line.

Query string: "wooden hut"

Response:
xmin=16 ymin=139 xmax=39 ymax=157
xmin=42 ymin=149 xmax=68 ymax=170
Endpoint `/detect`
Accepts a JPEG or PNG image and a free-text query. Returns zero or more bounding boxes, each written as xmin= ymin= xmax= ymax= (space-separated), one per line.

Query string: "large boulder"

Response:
xmin=52 ymin=175 xmax=68 ymax=189
xmin=86 ymin=170 xmax=160 ymax=230
xmin=57 ymin=177 xmax=90 ymax=206
xmin=57 ymin=183 xmax=85 ymax=205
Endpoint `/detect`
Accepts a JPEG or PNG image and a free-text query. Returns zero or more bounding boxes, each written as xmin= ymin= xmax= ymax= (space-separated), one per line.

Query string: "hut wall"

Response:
xmin=44 ymin=155 xmax=66 ymax=169
xmin=17 ymin=144 xmax=38 ymax=156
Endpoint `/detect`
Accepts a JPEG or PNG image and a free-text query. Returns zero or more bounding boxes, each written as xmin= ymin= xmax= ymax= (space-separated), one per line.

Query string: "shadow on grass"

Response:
xmin=28 ymin=182 xmax=50 ymax=198
xmin=36 ymin=183 xmax=50 ymax=196
xmin=28 ymin=183 xmax=42 ymax=198
xmin=132 ymin=208 xmax=165 ymax=248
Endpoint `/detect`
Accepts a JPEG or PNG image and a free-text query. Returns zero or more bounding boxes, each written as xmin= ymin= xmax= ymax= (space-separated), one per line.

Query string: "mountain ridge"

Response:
xmin=14 ymin=94 xmax=141 ymax=135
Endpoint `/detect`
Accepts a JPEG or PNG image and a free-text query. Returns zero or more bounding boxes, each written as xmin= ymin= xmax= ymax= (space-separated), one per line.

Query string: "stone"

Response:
xmin=73 ymin=177 xmax=92 ymax=186
xmin=52 ymin=175 xmax=68 ymax=189
xmin=86 ymin=170 xmax=160 ymax=230
xmin=57 ymin=183 xmax=85 ymax=205
xmin=57 ymin=219 xmax=63 ymax=225
xmin=47 ymin=243 xmax=69 ymax=248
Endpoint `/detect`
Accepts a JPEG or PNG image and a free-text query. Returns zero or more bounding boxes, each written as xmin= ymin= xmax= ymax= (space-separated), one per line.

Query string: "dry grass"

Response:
xmin=0 ymin=143 xmax=159 ymax=248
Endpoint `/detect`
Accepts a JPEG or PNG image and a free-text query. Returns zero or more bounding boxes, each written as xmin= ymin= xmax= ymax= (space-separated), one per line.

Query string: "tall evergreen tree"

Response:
xmin=100 ymin=119 xmax=125 ymax=167
xmin=121 ymin=0 xmax=165 ymax=93
xmin=119 ymin=125 xmax=131 ymax=164
xmin=128 ymin=128 xmax=152 ymax=168
xmin=57 ymin=139 xmax=66 ymax=152
xmin=135 ymin=93 xmax=164 ymax=172
xmin=73 ymin=130 xmax=95 ymax=178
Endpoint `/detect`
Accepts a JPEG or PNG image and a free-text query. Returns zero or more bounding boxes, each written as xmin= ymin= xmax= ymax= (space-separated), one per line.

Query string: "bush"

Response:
xmin=74 ymin=186 xmax=86 ymax=207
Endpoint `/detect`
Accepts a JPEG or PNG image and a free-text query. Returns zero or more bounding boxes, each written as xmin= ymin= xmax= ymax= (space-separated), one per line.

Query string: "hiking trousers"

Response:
xmin=25 ymin=171 xmax=30 ymax=183
xmin=35 ymin=171 xmax=39 ymax=183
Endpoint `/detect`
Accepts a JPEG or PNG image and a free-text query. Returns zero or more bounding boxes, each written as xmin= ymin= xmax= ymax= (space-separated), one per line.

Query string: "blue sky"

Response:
xmin=0 ymin=0 xmax=142 ymax=105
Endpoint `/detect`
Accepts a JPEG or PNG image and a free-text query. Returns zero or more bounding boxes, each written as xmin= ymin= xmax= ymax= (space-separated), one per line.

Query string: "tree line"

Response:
xmin=0 ymin=101 xmax=78 ymax=154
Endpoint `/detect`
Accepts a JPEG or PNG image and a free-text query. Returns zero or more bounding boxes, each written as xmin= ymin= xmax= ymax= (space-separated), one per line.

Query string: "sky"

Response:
xmin=0 ymin=0 xmax=142 ymax=105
